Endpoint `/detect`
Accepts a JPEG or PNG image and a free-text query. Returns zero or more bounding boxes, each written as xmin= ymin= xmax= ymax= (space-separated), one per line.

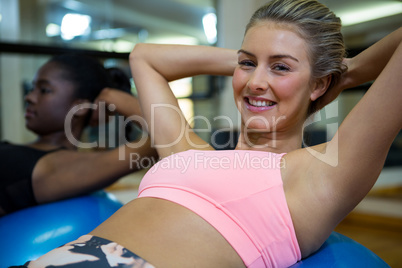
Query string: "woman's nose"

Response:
xmin=24 ymin=89 xmax=36 ymax=104
xmin=247 ymin=68 xmax=269 ymax=92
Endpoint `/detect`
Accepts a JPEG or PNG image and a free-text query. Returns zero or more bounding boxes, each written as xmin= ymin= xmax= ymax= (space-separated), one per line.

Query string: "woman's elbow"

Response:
xmin=129 ymin=43 xmax=148 ymax=63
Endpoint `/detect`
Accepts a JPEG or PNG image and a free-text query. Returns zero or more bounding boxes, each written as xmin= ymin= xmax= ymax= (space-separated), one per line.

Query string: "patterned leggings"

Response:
xmin=12 ymin=235 xmax=155 ymax=268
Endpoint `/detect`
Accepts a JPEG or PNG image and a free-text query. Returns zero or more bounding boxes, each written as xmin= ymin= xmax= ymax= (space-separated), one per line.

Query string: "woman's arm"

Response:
xmin=130 ymin=44 xmax=237 ymax=157
xmin=317 ymin=27 xmax=402 ymax=109
xmin=285 ymin=28 xmax=402 ymax=252
xmin=344 ymin=27 xmax=402 ymax=88
xmin=90 ymin=88 xmax=145 ymax=129
xmin=93 ymin=88 xmax=142 ymax=118
xmin=328 ymin=41 xmax=402 ymax=202
xmin=320 ymin=28 xmax=402 ymax=204
xmin=32 ymin=135 xmax=157 ymax=204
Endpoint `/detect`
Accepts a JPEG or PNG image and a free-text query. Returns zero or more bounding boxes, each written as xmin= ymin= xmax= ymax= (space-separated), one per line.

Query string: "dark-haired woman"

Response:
xmin=0 ymin=54 xmax=157 ymax=216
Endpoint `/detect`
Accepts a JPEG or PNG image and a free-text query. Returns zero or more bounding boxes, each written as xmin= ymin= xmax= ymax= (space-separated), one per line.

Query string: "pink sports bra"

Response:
xmin=138 ymin=150 xmax=301 ymax=268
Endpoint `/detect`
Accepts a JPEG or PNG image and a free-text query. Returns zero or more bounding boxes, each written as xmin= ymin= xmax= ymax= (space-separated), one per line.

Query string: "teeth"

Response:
xmin=249 ymin=99 xmax=274 ymax=107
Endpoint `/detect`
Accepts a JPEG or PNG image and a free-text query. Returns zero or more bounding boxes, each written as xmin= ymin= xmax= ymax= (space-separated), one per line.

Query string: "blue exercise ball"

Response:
xmin=290 ymin=232 xmax=390 ymax=267
xmin=0 ymin=195 xmax=390 ymax=268
xmin=0 ymin=191 xmax=122 ymax=267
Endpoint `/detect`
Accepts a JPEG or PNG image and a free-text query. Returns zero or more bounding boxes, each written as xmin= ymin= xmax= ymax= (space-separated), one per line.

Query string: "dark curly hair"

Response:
xmin=48 ymin=53 xmax=112 ymax=103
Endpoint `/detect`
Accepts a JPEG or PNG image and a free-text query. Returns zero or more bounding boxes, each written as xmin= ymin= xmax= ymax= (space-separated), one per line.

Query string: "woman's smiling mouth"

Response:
xmin=244 ymin=97 xmax=276 ymax=112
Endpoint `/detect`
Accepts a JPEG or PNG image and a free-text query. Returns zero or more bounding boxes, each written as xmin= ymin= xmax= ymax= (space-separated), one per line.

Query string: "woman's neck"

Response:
xmin=235 ymin=126 xmax=303 ymax=153
xmin=28 ymin=130 xmax=81 ymax=151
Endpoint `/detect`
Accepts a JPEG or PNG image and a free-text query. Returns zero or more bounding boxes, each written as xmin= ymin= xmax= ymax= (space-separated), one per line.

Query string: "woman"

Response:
xmin=0 ymin=54 xmax=156 ymax=216
xmin=21 ymin=0 xmax=401 ymax=267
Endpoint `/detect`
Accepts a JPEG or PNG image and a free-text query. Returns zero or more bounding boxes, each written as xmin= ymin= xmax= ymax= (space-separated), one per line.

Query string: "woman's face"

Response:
xmin=232 ymin=22 xmax=316 ymax=133
xmin=25 ymin=61 xmax=77 ymax=135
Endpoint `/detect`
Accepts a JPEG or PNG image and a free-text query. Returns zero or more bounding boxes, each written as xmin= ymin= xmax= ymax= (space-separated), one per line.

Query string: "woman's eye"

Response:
xmin=272 ymin=64 xmax=290 ymax=71
xmin=40 ymin=88 xmax=52 ymax=94
xmin=238 ymin=60 xmax=256 ymax=67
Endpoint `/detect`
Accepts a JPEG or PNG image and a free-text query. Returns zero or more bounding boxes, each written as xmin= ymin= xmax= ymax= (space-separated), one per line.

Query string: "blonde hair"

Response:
xmin=246 ymin=0 xmax=347 ymax=115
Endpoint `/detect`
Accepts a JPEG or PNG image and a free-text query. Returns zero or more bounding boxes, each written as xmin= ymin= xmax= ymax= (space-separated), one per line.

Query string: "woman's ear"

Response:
xmin=310 ymin=75 xmax=332 ymax=101
xmin=70 ymin=99 xmax=91 ymax=117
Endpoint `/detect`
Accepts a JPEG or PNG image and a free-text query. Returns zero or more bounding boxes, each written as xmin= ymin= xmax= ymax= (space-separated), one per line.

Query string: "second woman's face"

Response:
xmin=25 ymin=61 xmax=77 ymax=135
xmin=232 ymin=22 xmax=315 ymax=132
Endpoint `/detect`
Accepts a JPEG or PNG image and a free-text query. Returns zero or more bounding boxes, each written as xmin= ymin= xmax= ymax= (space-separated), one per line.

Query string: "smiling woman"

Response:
xmin=233 ymin=26 xmax=317 ymax=142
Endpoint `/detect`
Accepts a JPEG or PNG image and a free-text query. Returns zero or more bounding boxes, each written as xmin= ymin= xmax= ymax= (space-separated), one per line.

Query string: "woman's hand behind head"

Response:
xmin=314 ymin=58 xmax=352 ymax=111
xmin=90 ymin=88 xmax=142 ymax=127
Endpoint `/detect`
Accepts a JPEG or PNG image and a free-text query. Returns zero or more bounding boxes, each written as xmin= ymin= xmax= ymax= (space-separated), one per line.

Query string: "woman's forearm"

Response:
xmin=345 ymin=27 xmax=402 ymax=89
xmin=91 ymin=88 xmax=143 ymax=127
xmin=130 ymin=44 xmax=238 ymax=82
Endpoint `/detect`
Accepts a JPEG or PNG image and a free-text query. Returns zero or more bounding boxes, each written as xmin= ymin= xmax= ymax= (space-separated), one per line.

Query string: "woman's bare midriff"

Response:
xmin=90 ymin=197 xmax=246 ymax=268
